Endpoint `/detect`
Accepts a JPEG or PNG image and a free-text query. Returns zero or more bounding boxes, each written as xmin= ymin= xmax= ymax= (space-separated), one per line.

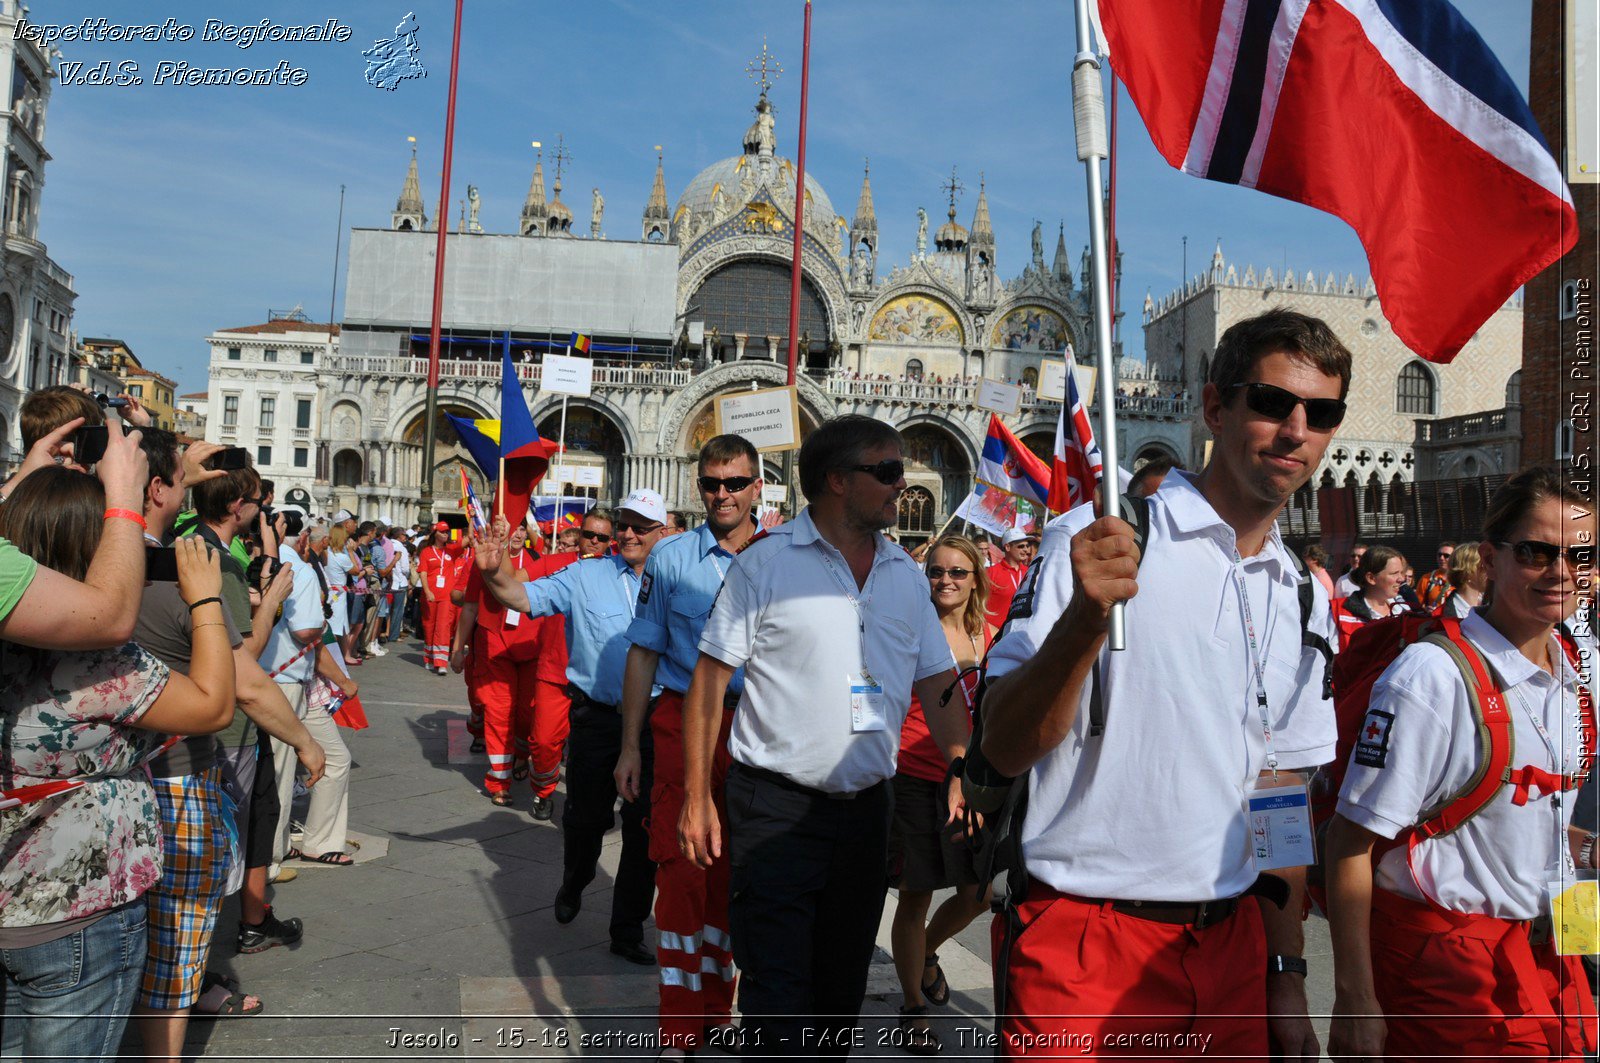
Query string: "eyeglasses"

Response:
xmin=698 ymin=475 xmax=757 ymax=494
xmin=579 ymin=529 xmax=613 ymax=544
xmin=925 ymin=566 xmax=973 ymax=580
xmin=1496 ymin=540 xmax=1596 ymax=570
xmin=1438 ymin=551 xmax=1454 ymax=559
xmin=615 ymin=521 xmax=663 ymax=536
xmin=840 ymin=459 xmax=905 ymax=485
xmin=1227 ymin=382 xmax=1346 ymax=431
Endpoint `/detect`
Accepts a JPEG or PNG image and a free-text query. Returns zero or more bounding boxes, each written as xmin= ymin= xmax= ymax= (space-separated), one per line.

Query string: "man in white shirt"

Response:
xmin=680 ymin=415 xmax=967 ymax=1057
xmin=384 ymin=531 xmax=412 ymax=644
xmin=1333 ymin=542 xmax=1367 ymax=599
xmin=980 ymin=308 xmax=1349 ymax=1059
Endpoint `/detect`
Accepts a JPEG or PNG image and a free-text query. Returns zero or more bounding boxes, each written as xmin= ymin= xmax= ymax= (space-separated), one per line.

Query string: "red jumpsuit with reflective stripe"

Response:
xmin=418 ymin=543 xmax=472 ymax=670
xmin=463 ymin=551 xmax=541 ymax=794
xmin=524 ymin=552 xmax=578 ymax=799
xmin=650 ymin=691 xmax=737 ymax=1048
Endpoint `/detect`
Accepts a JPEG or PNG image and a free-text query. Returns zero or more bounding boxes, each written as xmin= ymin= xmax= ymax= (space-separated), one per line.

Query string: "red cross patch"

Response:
xmin=1354 ymin=709 xmax=1395 ymax=769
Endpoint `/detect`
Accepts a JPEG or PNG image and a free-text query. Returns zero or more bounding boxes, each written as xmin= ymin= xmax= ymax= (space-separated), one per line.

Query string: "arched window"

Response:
xmin=1505 ymin=370 xmax=1521 ymax=406
xmin=905 ymin=358 xmax=924 ymax=382
xmin=1396 ymin=361 xmax=1436 ymax=415
xmin=332 ymin=449 xmax=363 ymax=488
xmin=897 ymin=485 xmax=936 ymax=535
xmin=1022 ymin=366 xmax=1039 ymax=388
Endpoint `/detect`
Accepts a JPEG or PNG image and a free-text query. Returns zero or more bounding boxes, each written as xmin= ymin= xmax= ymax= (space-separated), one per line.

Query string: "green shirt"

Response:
xmin=0 ymin=538 xmax=38 ymax=622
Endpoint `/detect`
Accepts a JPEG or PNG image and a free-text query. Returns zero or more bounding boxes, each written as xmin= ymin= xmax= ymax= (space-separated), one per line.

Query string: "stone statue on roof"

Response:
xmin=591 ymin=188 xmax=604 ymax=235
xmin=1031 ymin=221 xmax=1044 ymax=269
xmin=916 ymin=208 xmax=928 ymax=259
xmin=466 ymin=185 xmax=482 ymax=233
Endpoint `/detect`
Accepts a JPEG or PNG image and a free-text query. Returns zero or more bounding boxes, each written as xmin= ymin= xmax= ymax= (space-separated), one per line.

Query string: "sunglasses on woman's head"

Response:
xmin=925 ymin=566 xmax=972 ymax=580
xmin=1227 ymin=382 xmax=1346 ymax=431
xmin=698 ymin=475 xmax=757 ymax=494
xmin=841 ymin=459 xmax=905 ymax=485
xmin=1497 ymin=540 xmax=1595 ymax=570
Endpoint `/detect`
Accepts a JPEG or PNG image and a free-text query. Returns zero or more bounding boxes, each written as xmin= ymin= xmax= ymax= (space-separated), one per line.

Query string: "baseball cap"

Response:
xmin=618 ymin=488 xmax=668 ymax=526
xmin=1003 ymin=527 xmax=1037 ymax=546
xmin=332 ymin=508 xmax=355 ymax=523
xmin=433 ymin=520 xmax=450 ymax=532
xmin=376 ymin=514 xmax=394 ymax=527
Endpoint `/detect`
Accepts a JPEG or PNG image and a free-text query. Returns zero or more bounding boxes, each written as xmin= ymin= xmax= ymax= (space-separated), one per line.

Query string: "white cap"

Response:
xmin=1003 ymin=526 xmax=1034 ymax=546
xmin=377 ymin=514 xmax=394 ymax=526
xmin=618 ymin=488 xmax=667 ymax=525
xmin=332 ymin=508 xmax=355 ymax=523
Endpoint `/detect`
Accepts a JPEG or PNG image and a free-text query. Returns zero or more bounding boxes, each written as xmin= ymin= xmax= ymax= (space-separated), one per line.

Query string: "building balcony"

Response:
xmin=325 ymin=353 xmax=692 ymax=389
xmin=43 ymin=258 xmax=74 ymax=291
xmin=1414 ymin=406 xmax=1519 ymax=445
xmin=3 ymin=225 xmax=43 ymax=260
xmin=823 ymin=374 xmax=1193 ymax=418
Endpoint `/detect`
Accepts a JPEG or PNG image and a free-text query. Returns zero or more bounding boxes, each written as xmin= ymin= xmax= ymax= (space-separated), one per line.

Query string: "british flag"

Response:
xmin=1048 ymin=366 xmax=1103 ymax=513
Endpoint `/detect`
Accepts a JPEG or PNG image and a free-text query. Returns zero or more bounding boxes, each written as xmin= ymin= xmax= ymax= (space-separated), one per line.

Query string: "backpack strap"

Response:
xmin=1285 ymin=551 xmax=1335 ymax=700
xmin=1086 ymin=494 xmax=1150 ymax=737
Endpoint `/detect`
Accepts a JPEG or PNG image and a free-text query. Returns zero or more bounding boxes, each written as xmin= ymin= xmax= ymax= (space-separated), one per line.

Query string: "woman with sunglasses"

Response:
xmin=1331 ymin=545 xmax=1411 ymax=649
xmin=890 ymin=535 xmax=994 ymax=1054
xmin=1327 ymin=466 xmax=1598 ymax=1063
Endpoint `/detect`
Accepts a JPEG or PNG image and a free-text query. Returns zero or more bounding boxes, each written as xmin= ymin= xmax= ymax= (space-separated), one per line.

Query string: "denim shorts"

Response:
xmin=0 ymin=901 xmax=148 ymax=1062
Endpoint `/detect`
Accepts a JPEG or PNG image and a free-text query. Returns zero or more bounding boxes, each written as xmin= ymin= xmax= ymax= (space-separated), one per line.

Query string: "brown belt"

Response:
xmin=1056 ymin=874 xmax=1289 ymax=931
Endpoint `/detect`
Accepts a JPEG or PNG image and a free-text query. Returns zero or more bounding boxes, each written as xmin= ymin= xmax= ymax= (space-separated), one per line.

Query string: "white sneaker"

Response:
xmin=371 ymin=645 xmax=388 ymax=657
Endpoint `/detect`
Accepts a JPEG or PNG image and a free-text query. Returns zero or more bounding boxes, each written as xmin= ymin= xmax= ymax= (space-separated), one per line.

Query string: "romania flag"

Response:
xmin=569 ymin=332 xmax=591 ymax=354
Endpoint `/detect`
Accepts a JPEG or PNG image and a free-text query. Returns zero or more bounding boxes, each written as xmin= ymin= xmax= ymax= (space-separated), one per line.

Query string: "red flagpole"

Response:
xmin=419 ymin=0 xmax=465 ymax=520
xmin=785 ymin=0 xmax=813 ymax=387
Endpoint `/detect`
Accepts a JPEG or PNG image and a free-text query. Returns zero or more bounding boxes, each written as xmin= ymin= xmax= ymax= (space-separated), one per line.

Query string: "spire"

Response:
xmin=852 ymin=159 xmax=877 ymax=233
xmin=969 ymin=173 xmax=993 ymax=247
xmin=392 ymin=138 xmax=427 ymax=231
xmin=1052 ymin=221 xmax=1071 ymax=282
xmin=520 ymin=142 xmax=548 ymax=236
xmin=1211 ymin=238 xmax=1225 ymax=272
xmin=547 ymin=135 xmax=574 ymax=236
xmin=934 ymin=165 xmax=968 ymax=253
xmin=642 ymin=146 xmax=669 ymax=241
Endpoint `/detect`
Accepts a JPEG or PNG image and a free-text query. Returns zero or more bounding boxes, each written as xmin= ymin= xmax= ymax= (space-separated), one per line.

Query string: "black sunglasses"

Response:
xmin=615 ymin=521 xmax=662 ymax=536
xmin=925 ymin=566 xmax=973 ymax=580
xmin=1496 ymin=540 xmax=1595 ymax=570
xmin=579 ymin=529 xmax=613 ymax=544
xmin=841 ymin=459 xmax=905 ymax=485
xmin=1228 ymin=382 xmax=1346 ymax=431
xmin=698 ymin=475 xmax=757 ymax=494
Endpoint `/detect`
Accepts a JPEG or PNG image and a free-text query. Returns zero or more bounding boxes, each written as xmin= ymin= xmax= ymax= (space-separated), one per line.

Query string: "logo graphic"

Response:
xmin=1354 ymin=709 xmax=1395 ymax=769
xmin=363 ymin=12 xmax=426 ymax=91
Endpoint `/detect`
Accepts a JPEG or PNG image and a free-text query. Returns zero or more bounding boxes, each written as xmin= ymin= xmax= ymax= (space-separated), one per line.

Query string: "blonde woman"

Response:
xmin=1442 ymin=542 xmax=1488 ymax=618
xmin=890 ymin=535 xmax=995 ymax=1054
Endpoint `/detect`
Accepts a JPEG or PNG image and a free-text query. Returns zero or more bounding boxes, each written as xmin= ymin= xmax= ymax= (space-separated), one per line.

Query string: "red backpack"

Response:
xmin=1306 ymin=613 xmax=1594 ymax=911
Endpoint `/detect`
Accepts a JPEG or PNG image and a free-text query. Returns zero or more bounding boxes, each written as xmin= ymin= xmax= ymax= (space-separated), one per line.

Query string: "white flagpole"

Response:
xmin=548 ymin=340 xmax=573 ymax=554
xmin=1072 ymin=0 xmax=1125 ymax=651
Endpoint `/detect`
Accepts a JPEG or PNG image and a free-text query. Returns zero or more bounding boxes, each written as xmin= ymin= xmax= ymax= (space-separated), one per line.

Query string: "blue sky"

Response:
xmin=38 ymin=0 xmax=1531 ymax=394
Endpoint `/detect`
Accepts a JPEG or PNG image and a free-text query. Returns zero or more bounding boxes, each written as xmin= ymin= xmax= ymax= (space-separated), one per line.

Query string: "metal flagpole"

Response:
xmin=328 ymin=184 xmax=345 ymax=331
xmin=1071 ymin=0 xmax=1125 ymax=650
xmin=420 ymin=0 xmax=465 ymax=525
xmin=548 ymin=342 xmax=572 ymax=554
xmin=779 ymin=0 xmax=813 ymax=513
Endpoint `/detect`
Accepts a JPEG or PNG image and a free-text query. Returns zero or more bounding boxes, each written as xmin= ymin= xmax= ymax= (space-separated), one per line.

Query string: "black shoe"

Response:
xmin=531 ymin=796 xmax=554 ymax=822
xmin=610 ymin=939 xmax=653 ymax=966
xmin=554 ymin=885 xmax=581 ymax=925
xmin=237 ymin=906 xmax=303 ymax=954
xmin=469 ymin=738 xmax=486 ymax=755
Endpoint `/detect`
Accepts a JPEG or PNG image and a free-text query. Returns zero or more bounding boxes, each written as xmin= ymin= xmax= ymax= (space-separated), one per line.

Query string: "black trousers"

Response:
xmin=562 ymin=694 xmax=656 ymax=946
xmin=726 ymin=762 xmax=892 ymax=1059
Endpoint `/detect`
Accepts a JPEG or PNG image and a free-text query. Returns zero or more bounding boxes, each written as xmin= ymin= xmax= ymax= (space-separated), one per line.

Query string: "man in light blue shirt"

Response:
xmin=475 ymin=489 xmax=670 ymax=967
xmin=616 ymin=435 xmax=761 ymax=1055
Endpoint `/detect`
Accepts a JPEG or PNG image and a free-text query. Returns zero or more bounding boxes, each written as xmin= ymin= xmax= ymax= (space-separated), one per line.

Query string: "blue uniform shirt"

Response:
xmin=626 ymin=523 xmax=746 ymax=697
xmin=521 ymin=553 xmax=656 ymax=706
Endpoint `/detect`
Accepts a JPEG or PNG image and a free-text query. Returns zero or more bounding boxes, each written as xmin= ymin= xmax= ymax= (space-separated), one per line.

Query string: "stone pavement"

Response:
xmin=170 ymin=637 xmax=1336 ymax=1061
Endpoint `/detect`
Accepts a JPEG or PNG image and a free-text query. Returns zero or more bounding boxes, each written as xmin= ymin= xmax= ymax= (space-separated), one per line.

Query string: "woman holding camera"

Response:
xmin=1327 ymin=467 xmax=1598 ymax=1062
xmin=0 ymin=467 xmax=237 ymax=1062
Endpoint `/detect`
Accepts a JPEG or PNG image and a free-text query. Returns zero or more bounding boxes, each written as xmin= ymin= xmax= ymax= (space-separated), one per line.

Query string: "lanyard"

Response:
xmin=1510 ymin=681 xmax=1578 ymax=877
xmin=817 ymin=545 xmax=877 ymax=685
xmin=1230 ymin=550 xmax=1280 ymax=778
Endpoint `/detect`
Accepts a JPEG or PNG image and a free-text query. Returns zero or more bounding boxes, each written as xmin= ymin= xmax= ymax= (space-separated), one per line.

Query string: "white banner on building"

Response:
xmin=976 ymin=378 xmax=1023 ymax=416
xmin=542 ymin=354 xmax=594 ymax=397
xmin=552 ymin=464 xmax=604 ymax=488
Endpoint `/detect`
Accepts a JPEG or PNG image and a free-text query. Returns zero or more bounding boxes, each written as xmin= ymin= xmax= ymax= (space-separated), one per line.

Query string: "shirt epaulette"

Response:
xmin=736 ymin=528 xmax=772 ymax=555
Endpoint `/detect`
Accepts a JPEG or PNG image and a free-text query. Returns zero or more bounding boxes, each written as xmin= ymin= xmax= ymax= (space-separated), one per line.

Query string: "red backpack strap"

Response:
xmin=1408 ymin=617 xmax=1513 ymax=842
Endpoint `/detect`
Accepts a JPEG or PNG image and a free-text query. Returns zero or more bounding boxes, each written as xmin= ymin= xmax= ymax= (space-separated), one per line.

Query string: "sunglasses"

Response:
xmin=841 ymin=459 xmax=905 ymax=485
xmin=579 ymin=529 xmax=613 ymax=544
xmin=1228 ymin=382 xmax=1346 ymax=431
xmin=698 ymin=475 xmax=757 ymax=494
xmin=615 ymin=521 xmax=662 ymax=536
xmin=926 ymin=566 xmax=973 ymax=580
xmin=1496 ymin=540 xmax=1596 ymax=570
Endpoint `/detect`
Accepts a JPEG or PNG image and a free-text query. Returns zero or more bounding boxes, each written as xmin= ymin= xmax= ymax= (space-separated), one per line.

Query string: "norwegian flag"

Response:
xmin=1094 ymin=0 xmax=1577 ymax=363
xmin=1048 ymin=366 xmax=1103 ymax=513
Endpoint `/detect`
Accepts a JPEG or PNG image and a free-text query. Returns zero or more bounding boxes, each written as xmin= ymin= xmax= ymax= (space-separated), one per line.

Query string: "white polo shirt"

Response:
xmin=987 ymin=471 xmax=1337 ymax=901
xmin=699 ymin=507 xmax=955 ymax=794
xmin=1338 ymin=609 xmax=1596 ymax=919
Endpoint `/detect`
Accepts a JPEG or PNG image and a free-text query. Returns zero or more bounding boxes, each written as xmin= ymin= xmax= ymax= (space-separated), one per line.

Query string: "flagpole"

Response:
xmin=548 ymin=344 xmax=572 ymax=554
xmin=419 ymin=0 xmax=464 ymax=526
xmin=1071 ymin=0 xmax=1125 ymax=651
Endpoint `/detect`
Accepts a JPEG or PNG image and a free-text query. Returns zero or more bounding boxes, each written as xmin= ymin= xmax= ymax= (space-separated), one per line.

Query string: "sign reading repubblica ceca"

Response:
xmin=714 ymin=386 xmax=801 ymax=453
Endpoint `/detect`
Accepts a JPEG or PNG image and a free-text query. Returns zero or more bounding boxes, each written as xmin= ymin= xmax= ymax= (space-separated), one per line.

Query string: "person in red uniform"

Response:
xmin=417 ymin=522 xmax=471 ymax=674
xmin=983 ymin=528 xmax=1036 ymax=630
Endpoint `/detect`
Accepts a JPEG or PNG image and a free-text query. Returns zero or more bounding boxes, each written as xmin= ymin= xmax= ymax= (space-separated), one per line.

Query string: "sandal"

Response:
xmin=897 ymin=1005 xmax=940 ymax=1055
xmin=512 ymin=760 xmax=530 ymax=781
xmin=286 ymin=847 xmax=355 ymax=866
xmin=921 ymin=953 xmax=950 ymax=1007
xmin=489 ymin=791 xmax=514 ymax=807
xmin=192 ymin=981 xmax=263 ymax=1018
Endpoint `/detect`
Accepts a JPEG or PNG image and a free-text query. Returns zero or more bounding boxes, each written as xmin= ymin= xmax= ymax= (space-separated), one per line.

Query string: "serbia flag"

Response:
xmin=978 ymin=414 xmax=1053 ymax=508
xmin=1096 ymin=0 xmax=1577 ymax=363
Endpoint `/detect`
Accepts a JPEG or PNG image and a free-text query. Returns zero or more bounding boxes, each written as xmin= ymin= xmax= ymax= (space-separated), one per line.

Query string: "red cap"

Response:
xmin=433 ymin=521 xmax=450 ymax=532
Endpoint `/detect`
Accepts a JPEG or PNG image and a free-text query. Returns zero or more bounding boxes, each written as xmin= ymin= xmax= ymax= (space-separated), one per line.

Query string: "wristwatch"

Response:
xmin=1267 ymin=955 xmax=1308 ymax=977
xmin=1581 ymin=834 xmax=1597 ymax=870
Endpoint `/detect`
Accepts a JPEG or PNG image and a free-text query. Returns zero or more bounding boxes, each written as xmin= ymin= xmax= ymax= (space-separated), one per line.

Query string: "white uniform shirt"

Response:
xmin=389 ymin=541 xmax=411 ymax=591
xmin=1334 ymin=573 xmax=1359 ymax=599
xmin=699 ymin=507 xmax=955 ymax=793
xmin=1338 ymin=609 xmax=1596 ymax=919
xmin=987 ymin=471 xmax=1338 ymax=901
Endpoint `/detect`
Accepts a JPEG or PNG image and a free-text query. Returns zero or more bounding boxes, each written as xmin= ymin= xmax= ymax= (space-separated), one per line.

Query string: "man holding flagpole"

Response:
xmin=980 ymin=309 xmax=1348 ymax=1059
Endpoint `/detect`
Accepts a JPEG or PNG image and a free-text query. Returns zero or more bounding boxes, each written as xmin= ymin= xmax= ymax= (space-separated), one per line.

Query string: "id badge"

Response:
xmin=1548 ymin=877 xmax=1600 ymax=955
xmin=849 ymin=673 xmax=887 ymax=733
xmin=1245 ymin=775 xmax=1316 ymax=872
xmin=504 ymin=608 xmax=521 ymax=628
xmin=435 ymin=573 xmax=445 ymax=589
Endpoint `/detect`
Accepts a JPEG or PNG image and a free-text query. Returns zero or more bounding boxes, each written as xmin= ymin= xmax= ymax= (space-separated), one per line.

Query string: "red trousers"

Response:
xmin=421 ymin=597 xmax=459 ymax=670
xmin=649 ymin=692 xmax=736 ymax=1048
xmin=464 ymin=644 xmax=486 ymax=738
xmin=523 ymin=679 xmax=570 ymax=800
xmin=994 ymin=885 xmax=1267 ymax=1060
xmin=480 ymin=652 xmax=538 ymax=795
xmin=1371 ymin=887 xmax=1596 ymax=1062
